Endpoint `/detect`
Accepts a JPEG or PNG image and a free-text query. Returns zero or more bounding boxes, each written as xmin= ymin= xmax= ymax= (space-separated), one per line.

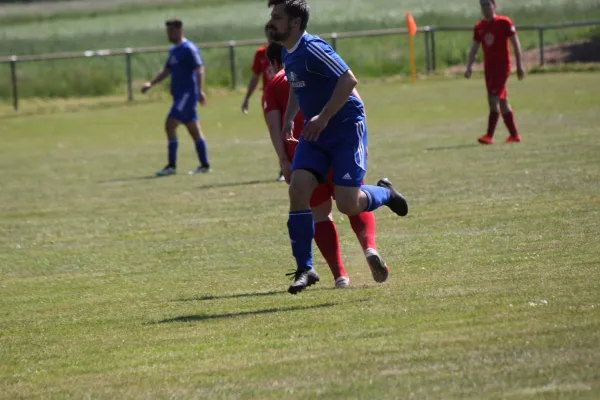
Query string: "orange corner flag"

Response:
xmin=406 ymin=12 xmax=418 ymax=82
xmin=406 ymin=12 xmax=418 ymax=37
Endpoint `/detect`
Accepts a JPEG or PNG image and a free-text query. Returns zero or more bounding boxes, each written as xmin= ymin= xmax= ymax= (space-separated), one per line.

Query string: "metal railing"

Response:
xmin=1 ymin=20 xmax=599 ymax=112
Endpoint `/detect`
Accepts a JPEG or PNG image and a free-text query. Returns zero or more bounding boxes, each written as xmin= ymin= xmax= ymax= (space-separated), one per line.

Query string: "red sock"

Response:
xmin=502 ymin=111 xmax=519 ymax=137
xmin=487 ymin=111 xmax=500 ymax=137
xmin=349 ymin=212 xmax=377 ymax=252
xmin=314 ymin=221 xmax=347 ymax=279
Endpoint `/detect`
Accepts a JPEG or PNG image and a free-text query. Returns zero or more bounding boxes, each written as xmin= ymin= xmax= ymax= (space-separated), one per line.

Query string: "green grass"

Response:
xmin=1 ymin=73 xmax=599 ymax=399
xmin=1 ymin=0 xmax=600 ymax=100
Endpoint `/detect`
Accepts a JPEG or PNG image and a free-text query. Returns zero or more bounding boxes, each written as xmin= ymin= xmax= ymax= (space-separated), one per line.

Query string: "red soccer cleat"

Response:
xmin=505 ymin=135 xmax=522 ymax=143
xmin=478 ymin=134 xmax=494 ymax=145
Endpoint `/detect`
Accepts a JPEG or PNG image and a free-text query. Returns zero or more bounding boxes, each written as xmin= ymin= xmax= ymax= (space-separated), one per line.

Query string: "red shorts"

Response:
xmin=485 ymin=70 xmax=509 ymax=99
xmin=286 ymin=144 xmax=360 ymax=208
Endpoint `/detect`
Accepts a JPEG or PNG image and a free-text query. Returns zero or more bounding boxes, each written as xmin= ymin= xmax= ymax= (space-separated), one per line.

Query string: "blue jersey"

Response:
xmin=165 ymin=39 xmax=203 ymax=97
xmin=282 ymin=33 xmax=364 ymax=127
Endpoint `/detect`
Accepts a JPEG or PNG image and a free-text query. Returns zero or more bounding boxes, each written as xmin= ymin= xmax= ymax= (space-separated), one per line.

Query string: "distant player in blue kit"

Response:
xmin=141 ymin=19 xmax=211 ymax=176
xmin=267 ymin=0 xmax=409 ymax=294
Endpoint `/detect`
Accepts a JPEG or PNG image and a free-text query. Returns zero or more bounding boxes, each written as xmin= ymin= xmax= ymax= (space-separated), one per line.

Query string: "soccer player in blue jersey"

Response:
xmin=267 ymin=0 xmax=409 ymax=294
xmin=141 ymin=19 xmax=211 ymax=176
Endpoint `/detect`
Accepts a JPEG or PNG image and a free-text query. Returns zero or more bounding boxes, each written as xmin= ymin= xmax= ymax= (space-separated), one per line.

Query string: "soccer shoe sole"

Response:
xmin=366 ymin=248 xmax=389 ymax=283
xmin=376 ymin=178 xmax=408 ymax=217
xmin=288 ymin=273 xmax=320 ymax=295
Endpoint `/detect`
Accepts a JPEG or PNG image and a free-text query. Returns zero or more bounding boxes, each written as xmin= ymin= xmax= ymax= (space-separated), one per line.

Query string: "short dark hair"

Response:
xmin=165 ymin=19 xmax=183 ymax=28
xmin=268 ymin=0 xmax=310 ymax=31
xmin=266 ymin=42 xmax=284 ymax=65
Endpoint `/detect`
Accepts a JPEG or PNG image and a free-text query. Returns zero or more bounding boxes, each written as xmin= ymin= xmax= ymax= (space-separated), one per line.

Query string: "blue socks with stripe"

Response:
xmin=287 ymin=210 xmax=314 ymax=270
xmin=361 ymin=185 xmax=391 ymax=212
xmin=168 ymin=139 xmax=178 ymax=167
xmin=195 ymin=138 xmax=209 ymax=166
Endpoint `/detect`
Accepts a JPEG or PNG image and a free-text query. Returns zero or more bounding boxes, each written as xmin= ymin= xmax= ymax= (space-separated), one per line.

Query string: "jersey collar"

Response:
xmin=175 ymin=38 xmax=188 ymax=48
xmin=288 ymin=32 xmax=308 ymax=54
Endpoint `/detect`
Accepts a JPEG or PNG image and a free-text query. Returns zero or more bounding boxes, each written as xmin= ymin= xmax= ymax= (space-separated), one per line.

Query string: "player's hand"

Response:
xmin=283 ymin=120 xmax=297 ymax=143
xmin=303 ymin=114 xmax=329 ymax=141
xmin=517 ymin=66 xmax=525 ymax=81
xmin=241 ymin=99 xmax=249 ymax=115
xmin=141 ymin=82 xmax=152 ymax=94
xmin=198 ymin=91 xmax=207 ymax=106
xmin=279 ymin=158 xmax=292 ymax=184
xmin=464 ymin=68 xmax=472 ymax=79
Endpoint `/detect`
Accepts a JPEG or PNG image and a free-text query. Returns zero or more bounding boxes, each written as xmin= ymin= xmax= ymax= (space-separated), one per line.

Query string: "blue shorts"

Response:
xmin=168 ymin=93 xmax=198 ymax=123
xmin=292 ymin=118 xmax=367 ymax=187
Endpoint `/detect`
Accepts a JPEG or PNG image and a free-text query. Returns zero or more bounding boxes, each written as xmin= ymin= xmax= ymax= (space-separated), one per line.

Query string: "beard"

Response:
xmin=268 ymin=23 xmax=291 ymax=43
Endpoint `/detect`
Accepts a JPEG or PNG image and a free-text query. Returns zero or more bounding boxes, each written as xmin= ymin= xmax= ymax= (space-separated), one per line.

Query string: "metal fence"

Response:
xmin=1 ymin=20 xmax=599 ymax=112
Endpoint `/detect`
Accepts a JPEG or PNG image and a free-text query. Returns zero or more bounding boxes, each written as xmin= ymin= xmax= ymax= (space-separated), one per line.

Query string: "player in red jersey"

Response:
xmin=241 ymin=25 xmax=284 ymax=181
xmin=264 ymin=42 xmax=389 ymax=288
xmin=465 ymin=0 xmax=524 ymax=144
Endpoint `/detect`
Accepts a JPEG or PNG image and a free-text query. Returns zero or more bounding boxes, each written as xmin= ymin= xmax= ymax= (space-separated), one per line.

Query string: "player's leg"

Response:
xmin=156 ymin=115 xmax=180 ymax=176
xmin=331 ymin=119 xmax=405 ymax=283
xmin=310 ymin=178 xmax=349 ymax=288
xmin=348 ymin=211 xmax=387 ymax=282
xmin=499 ymin=93 xmax=521 ymax=143
xmin=478 ymin=71 xmax=501 ymax=145
xmin=286 ymin=139 xmax=328 ymax=294
xmin=182 ymin=103 xmax=211 ymax=173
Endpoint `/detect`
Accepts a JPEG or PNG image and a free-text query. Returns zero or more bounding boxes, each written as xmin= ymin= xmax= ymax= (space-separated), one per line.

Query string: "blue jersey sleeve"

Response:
xmin=188 ymin=45 xmax=203 ymax=69
xmin=305 ymin=39 xmax=349 ymax=78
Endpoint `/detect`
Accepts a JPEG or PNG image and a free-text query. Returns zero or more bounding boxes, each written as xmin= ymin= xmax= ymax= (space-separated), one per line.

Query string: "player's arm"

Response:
xmin=242 ymin=73 xmax=260 ymax=114
xmin=303 ymin=69 xmax=358 ymax=141
xmin=266 ymin=110 xmax=288 ymax=161
xmin=510 ymin=34 xmax=525 ymax=80
xmin=465 ymin=41 xmax=480 ymax=79
xmin=283 ymin=89 xmax=300 ymax=142
xmin=196 ymin=65 xmax=206 ymax=105
xmin=266 ymin=109 xmax=292 ymax=182
xmin=141 ymin=67 xmax=170 ymax=93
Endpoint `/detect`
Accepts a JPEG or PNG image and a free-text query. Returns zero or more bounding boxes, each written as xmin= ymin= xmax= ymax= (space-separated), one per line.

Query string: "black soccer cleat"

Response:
xmin=377 ymin=178 xmax=408 ymax=217
xmin=287 ymin=268 xmax=320 ymax=295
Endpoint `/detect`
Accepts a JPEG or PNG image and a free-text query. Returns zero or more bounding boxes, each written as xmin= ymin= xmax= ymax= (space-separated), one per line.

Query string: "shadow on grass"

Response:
xmin=175 ymin=290 xmax=287 ymax=302
xmin=154 ymin=302 xmax=336 ymax=324
xmin=196 ymin=179 xmax=278 ymax=191
xmin=98 ymin=175 xmax=159 ymax=183
xmin=426 ymin=144 xmax=480 ymax=151
xmin=97 ymin=177 xmax=276 ymax=187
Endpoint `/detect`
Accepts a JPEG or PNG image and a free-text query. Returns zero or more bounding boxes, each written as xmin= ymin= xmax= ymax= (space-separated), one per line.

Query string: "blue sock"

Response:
xmin=194 ymin=138 xmax=209 ymax=166
xmin=361 ymin=185 xmax=391 ymax=212
xmin=287 ymin=210 xmax=314 ymax=270
xmin=168 ymin=139 xmax=178 ymax=167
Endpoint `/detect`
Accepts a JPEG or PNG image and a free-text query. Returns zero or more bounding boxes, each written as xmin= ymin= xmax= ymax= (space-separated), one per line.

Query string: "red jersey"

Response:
xmin=473 ymin=16 xmax=516 ymax=72
xmin=251 ymin=46 xmax=276 ymax=91
xmin=264 ymin=69 xmax=305 ymax=141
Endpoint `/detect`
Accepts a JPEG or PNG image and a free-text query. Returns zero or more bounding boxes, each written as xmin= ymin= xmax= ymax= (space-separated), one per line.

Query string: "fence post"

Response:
xmin=424 ymin=27 xmax=431 ymax=74
xmin=228 ymin=41 xmax=237 ymax=90
xmin=538 ymin=27 xmax=545 ymax=67
xmin=430 ymin=28 xmax=437 ymax=72
xmin=125 ymin=48 xmax=133 ymax=102
xmin=331 ymin=32 xmax=338 ymax=51
xmin=10 ymin=56 xmax=18 ymax=111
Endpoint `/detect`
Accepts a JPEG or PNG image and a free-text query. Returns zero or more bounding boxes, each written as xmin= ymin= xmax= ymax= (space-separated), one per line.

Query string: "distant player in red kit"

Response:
xmin=241 ymin=25 xmax=284 ymax=181
xmin=263 ymin=41 xmax=389 ymax=288
xmin=465 ymin=0 xmax=524 ymax=144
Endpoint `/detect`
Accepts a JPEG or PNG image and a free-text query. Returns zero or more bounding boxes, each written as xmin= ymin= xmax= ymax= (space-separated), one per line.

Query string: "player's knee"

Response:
xmin=499 ymin=100 xmax=511 ymax=114
xmin=288 ymin=180 xmax=311 ymax=203
xmin=335 ymin=197 xmax=361 ymax=216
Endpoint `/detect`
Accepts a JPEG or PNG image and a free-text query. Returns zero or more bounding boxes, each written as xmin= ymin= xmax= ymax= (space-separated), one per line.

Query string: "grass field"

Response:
xmin=1 ymin=0 xmax=600 ymax=99
xmin=1 ymin=73 xmax=599 ymax=398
